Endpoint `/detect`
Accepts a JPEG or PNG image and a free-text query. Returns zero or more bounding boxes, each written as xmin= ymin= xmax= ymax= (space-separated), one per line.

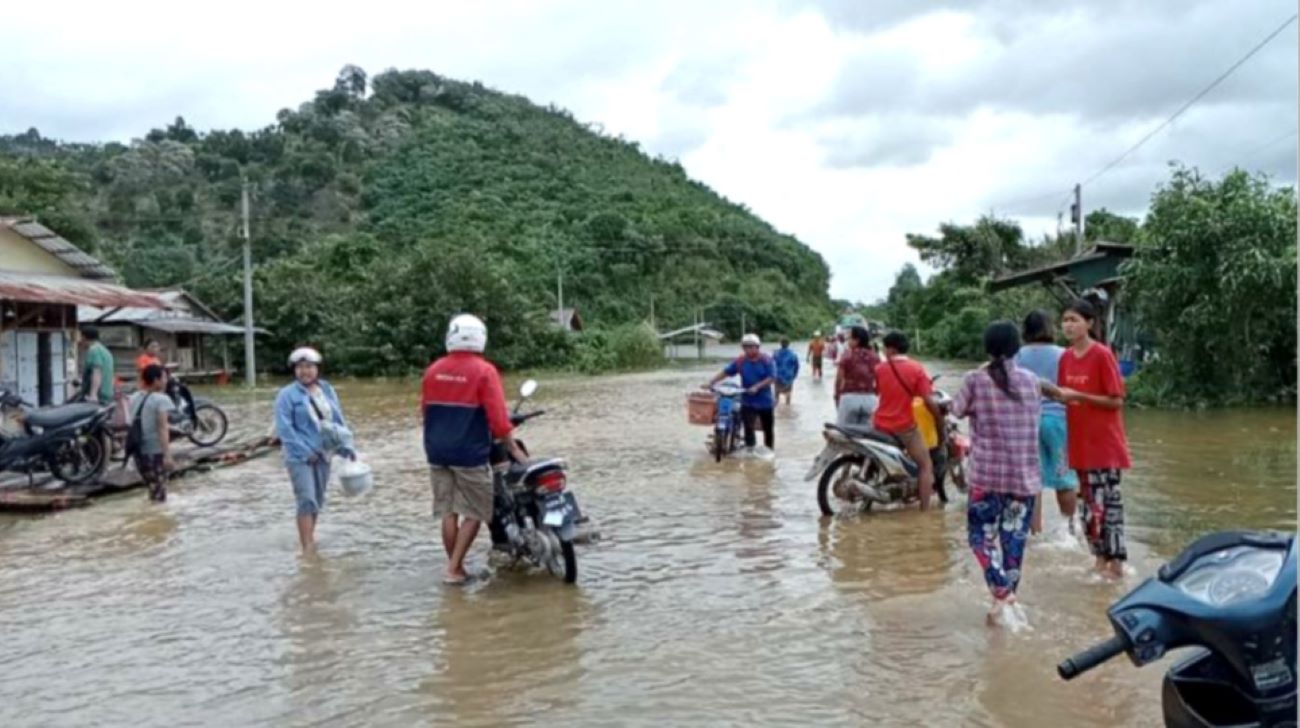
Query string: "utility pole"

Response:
xmin=241 ymin=179 xmax=256 ymax=388
xmin=556 ymin=264 xmax=564 ymax=330
xmin=649 ymin=294 xmax=655 ymax=330
xmin=1071 ymin=183 xmax=1083 ymax=256
xmin=741 ymin=311 xmax=747 ymax=337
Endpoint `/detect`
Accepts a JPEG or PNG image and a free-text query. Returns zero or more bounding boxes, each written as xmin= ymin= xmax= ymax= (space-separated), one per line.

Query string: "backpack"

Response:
xmin=123 ymin=393 xmax=152 ymax=468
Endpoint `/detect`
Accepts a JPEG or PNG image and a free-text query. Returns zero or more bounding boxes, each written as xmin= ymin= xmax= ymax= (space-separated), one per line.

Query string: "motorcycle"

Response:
xmin=488 ymin=379 xmax=584 ymax=584
xmin=164 ymin=372 xmax=228 ymax=447
xmin=0 ymin=389 xmax=112 ymax=485
xmin=806 ymin=384 xmax=965 ymax=516
xmin=706 ymin=382 xmax=746 ymax=462
xmin=1059 ymin=530 xmax=1296 ymax=727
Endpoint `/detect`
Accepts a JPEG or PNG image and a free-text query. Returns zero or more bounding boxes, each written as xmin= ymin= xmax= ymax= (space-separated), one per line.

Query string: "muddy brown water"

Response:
xmin=0 ymin=360 xmax=1293 ymax=727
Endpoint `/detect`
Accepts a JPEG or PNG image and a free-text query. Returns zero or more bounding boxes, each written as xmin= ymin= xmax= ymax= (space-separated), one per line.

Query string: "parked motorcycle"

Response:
xmin=488 ymin=379 xmax=583 ymax=584
xmin=806 ymin=384 xmax=964 ymax=516
xmin=1059 ymin=530 xmax=1296 ymax=727
xmin=0 ymin=390 xmax=112 ymax=485
xmin=164 ymin=372 xmax=228 ymax=447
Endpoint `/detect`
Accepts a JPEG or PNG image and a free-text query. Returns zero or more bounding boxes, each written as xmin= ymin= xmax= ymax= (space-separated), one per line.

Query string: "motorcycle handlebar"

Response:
xmin=510 ymin=410 xmax=546 ymax=426
xmin=1058 ymin=635 xmax=1128 ymax=681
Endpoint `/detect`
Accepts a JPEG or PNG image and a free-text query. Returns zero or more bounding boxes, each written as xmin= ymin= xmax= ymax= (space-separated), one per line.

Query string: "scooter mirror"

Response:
xmin=520 ymin=380 xmax=539 ymax=399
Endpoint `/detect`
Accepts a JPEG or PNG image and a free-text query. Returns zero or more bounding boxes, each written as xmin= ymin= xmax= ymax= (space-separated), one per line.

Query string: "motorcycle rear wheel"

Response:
xmin=51 ymin=430 xmax=109 ymax=484
xmin=187 ymin=404 xmax=228 ymax=448
xmin=558 ymin=538 xmax=577 ymax=584
xmin=817 ymin=454 xmax=873 ymax=517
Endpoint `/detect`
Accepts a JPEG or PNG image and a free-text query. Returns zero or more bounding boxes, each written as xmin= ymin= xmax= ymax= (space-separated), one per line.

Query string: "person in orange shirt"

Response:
xmin=135 ymin=338 xmax=162 ymax=389
xmin=807 ymin=331 xmax=826 ymax=380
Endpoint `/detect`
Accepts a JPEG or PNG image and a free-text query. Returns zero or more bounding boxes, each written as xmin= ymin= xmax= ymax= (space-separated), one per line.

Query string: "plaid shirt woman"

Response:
xmin=950 ymin=322 xmax=1043 ymax=627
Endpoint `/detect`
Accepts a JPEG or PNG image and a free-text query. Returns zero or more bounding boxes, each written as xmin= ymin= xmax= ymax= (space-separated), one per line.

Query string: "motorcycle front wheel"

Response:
xmin=50 ymin=430 xmax=109 ymax=484
xmin=713 ymin=428 xmax=726 ymax=462
xmin=187 ymin=404 xmax=228 ymax=448
xmin=817 ymin=454 xmax=873 ymax=517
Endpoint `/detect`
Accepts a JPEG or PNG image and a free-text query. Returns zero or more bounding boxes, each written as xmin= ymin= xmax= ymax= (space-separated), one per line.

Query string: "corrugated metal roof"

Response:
xmin=139 ymin=319 xmax=266 ymax=335
xmin=0 ymin=271 xmax=167 ymax=309
xmin=2 ymin=218 xmax=115 ymax=280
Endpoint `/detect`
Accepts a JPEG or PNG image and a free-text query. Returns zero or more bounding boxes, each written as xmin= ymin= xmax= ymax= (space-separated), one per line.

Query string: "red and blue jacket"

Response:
xmin=421 ymin=352 xmax=514 ymax=467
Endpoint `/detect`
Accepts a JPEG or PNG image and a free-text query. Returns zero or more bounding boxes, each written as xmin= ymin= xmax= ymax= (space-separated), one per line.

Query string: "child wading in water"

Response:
xmin=129 ymin=363 xmax=176 ymax=502
xmin=950 ymin=321 xmax=1042 ymax=626
xmin=1054 ymin=299 xmax=1131 ymax=579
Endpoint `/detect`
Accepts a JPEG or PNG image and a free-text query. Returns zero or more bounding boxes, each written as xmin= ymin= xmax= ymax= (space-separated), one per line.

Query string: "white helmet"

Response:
xmin=446 ymin=314 xmax=487 ymax=353
xmin=741 ymin=333 xmax=761 ymax=347
xmin=288 ymin=347 xmax=322 ymax=366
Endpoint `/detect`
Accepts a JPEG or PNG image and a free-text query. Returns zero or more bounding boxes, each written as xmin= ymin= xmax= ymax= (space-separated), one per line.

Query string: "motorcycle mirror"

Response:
xmin=520 ymin=380 xmax=538 ymax=399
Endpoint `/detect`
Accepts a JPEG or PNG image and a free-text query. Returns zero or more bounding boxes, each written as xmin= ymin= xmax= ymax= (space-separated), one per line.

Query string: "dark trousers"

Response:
xmin=742 ymin=407 xmax=775 ymax=449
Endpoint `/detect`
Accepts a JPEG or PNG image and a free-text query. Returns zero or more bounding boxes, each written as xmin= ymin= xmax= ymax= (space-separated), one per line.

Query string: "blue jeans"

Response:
xmin=288 ymin=460 xmax=330 ymax=516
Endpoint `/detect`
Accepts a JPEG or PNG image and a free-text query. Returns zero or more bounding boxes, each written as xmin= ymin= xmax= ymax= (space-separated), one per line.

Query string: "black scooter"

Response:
xmin=0 ymin=390 xmax=113 ymax=485
xmin=488 ymin=379 xmax=584 ymax=584
xmin=1060 ymin=531 xmax=1297 ymax=727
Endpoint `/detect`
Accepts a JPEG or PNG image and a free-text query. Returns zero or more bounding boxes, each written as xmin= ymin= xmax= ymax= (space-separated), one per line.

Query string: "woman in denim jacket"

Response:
xmin=274 ymin=347 xmax=354 ymax=555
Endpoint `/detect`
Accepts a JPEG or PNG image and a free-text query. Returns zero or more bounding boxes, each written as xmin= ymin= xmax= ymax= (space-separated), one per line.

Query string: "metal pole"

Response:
xmin=1073 ymin=183 xmax=1083 ymax=256
xmin=556 ymin=264 xmax=564 ymax=330
xmin=649 ymin=294 xmax=655 ymax=330
xmin=241 ymin=180 xmax=255 ymax=388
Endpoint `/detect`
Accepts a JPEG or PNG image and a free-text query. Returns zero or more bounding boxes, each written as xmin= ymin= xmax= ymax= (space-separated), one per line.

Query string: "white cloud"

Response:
xmin=3 ymin=0 xmax=1295 ymax=302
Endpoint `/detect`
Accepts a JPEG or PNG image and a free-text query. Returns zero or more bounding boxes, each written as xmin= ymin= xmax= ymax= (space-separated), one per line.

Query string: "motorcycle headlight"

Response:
xmin=1173 ymin=545 xmax=1287 ymax=607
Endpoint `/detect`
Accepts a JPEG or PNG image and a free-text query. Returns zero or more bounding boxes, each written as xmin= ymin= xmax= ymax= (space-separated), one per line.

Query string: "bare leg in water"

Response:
xmin=446 ymin=518 xmax=481 ymax=582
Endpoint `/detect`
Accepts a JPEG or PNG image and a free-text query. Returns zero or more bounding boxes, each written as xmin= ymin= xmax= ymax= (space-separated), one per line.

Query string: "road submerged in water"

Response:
xmin=0 ymin=360 xmax=1294 ymax=727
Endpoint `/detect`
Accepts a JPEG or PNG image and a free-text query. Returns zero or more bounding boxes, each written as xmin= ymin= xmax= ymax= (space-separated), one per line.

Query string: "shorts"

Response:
xmin=837 ymin=393 xmax=878 ymax=427
xmin=812 ymin=355 xmax=823 ymax=370
xmin=288 ymin=460 xmax=330 ymax=517
xmin=431 ymin=465 xmax=494 ymax=522
xmin=776 ymin=382 xmax=793 ymax=394
xmin=136 ymin=453 xmax=167 ymax=501
xmin=1038 ymin=413 xmax=1079 ymax=491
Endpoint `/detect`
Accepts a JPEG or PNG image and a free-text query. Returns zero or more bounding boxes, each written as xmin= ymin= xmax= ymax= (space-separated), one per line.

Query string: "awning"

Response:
xmin=138 ymin=319 xmax=268 ymax=335
xmin=0 ymin=271 xmax=167 ymax=309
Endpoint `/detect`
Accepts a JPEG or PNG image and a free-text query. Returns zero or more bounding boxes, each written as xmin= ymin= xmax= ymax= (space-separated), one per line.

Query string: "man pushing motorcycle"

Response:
xmin=706 ymin=333 xmax=777 ymax=453
xmin=422 ymin=314 xmax=527 ymax=585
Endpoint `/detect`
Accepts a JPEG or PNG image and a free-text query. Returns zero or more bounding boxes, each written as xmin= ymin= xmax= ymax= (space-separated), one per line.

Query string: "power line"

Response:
xmin=1081 ymin=13 xmax=1298 ymax=187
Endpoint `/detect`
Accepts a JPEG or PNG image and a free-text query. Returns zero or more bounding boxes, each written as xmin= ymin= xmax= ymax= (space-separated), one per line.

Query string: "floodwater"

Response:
xmin=0 ymin=360 xmax=1293 ymax=727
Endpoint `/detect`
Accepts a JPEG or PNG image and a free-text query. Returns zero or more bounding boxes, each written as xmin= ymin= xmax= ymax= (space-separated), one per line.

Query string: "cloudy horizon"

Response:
xmin=4 ymin=0 xmax=1295 ymax=302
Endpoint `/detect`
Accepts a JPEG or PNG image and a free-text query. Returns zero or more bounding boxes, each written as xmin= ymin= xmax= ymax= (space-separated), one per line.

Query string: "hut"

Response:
xmin=0 ymin=217 xmax=165 ymax=405
xmin=989 ymin=242 xmax=1146 ymax=374
xmin=80 ymin=288 xmax=264 ymax=384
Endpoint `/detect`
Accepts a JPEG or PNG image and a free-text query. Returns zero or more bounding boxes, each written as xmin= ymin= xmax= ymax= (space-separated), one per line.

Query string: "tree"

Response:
xmin=905 ymin=215 xmax=1029 ymax=285
xmin=1085 ymin=208 xmax=1139 ymax=244
xmin=1125 ymin=166 xmax=1297 ymax=406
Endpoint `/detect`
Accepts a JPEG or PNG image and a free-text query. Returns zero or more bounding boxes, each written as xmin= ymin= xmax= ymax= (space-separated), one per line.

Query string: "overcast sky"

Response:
xmin=5 ymin=0 xmax=1296 ymax=301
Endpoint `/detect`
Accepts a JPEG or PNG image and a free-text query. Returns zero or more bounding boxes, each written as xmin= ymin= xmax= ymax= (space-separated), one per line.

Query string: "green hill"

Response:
xmin=0 ymin=66 xmax=834 ymax=373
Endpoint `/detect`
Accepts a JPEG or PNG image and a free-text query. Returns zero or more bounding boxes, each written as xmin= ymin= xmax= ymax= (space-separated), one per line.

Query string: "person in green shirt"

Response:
xmin=77 ymin=327 xmax=116 ymax=404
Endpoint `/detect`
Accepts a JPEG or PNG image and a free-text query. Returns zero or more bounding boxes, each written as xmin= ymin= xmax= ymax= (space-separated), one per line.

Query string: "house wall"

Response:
xmin=0 ymin=301 xmax=77 ymax=406
xmin=0 ymin=227 xmax=80 ymax=276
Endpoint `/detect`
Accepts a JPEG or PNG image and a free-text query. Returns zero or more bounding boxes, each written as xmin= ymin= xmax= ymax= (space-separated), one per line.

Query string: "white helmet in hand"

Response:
xmin=446 ymin=314 xmax=488 ymax=353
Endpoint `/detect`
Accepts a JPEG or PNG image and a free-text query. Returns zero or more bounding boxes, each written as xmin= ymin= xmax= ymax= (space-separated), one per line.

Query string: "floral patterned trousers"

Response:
xmin=968 ymin=487 xmax=1036 ymax=600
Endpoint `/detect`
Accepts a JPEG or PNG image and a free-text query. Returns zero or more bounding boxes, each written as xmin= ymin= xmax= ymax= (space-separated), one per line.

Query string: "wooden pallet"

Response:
xmin=0 ymin=436 xmax=281 ymax=512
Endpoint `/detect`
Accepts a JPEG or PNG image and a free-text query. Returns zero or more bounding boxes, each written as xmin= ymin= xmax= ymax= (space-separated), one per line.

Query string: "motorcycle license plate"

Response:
xmin=805 ymin=447 xmax=835 ymax=481
xmin=542 ymin=494 xmax=567 ymax=527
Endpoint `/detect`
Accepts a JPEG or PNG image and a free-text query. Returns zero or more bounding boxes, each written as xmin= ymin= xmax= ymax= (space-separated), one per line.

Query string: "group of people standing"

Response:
xmin=952 ymin=298 xmax=1131 ymax=624
xmin=706 ymin=299 xmax=1131 ymax=626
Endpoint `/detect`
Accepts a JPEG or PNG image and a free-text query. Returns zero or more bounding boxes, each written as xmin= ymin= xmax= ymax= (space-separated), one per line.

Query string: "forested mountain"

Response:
xmin=0 ymin=66 xmax=834 ymax=373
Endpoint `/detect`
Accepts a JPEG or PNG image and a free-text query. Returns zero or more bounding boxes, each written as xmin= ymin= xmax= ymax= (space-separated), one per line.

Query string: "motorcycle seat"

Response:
xmin=505 ymin=457 xmax=565 ymax=485
xmin=825 ymin=423 xmax=904 ymax=448
xmin=24 ymin=403 xmax=103 ymax=429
